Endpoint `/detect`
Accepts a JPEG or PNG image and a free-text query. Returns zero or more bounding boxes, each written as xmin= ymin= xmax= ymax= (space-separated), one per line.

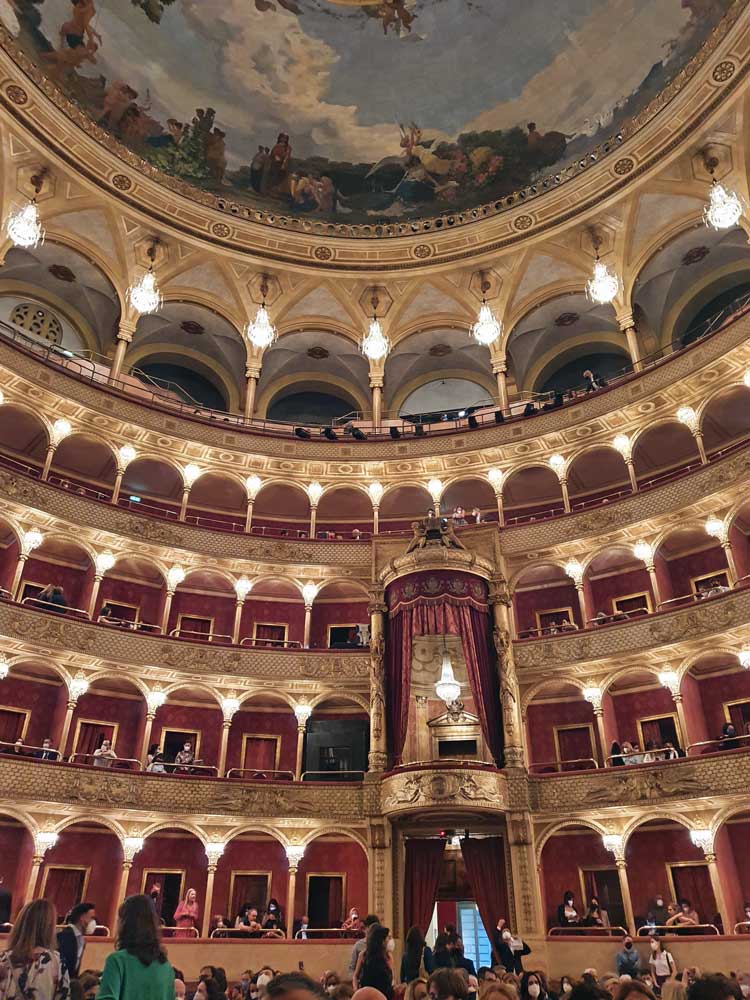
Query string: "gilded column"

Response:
xmin=368 ymin=588 xmax=388 ymax=771
xmin=367 ymin=822 xmax=393 ymax=931
xmin=617 ymin=312 xmax=642 ymax=372
xmin=489 ymin=574 xmax=524 ymax=768
xmin=492 ymin=358 xmax=509 ymax=413
xmin=507 ymin=815 xmax=545 ymax=937
xmin=110 ymin=320 xmax=137 ymax=381
xmin=244 ymin=362 xmax=261 ymax=420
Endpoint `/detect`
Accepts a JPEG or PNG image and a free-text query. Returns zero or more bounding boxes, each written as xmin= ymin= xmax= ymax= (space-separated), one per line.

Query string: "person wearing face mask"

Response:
xmin=740 ymin=903 xmax=750 ymax=933
xmin=616 ymin=936 xmax=641 ymax=977
xmin=650 ymin=895 xmax=669 ymax=928
xmin=558 ymin=978 xmax=574 ymax=995
xmin=648 ymin=935 xmax=676 ymax=986
xmin=493 ymin=919 xmax=531 ymax=974
xmin=173 ymin=741 xmax=195 ymax=774
xmin=57 ymin=901 xmax=97 ymax=979
xmin=521 ymin=971 xmax=553 ymax=1000
xmin=556 ymin=892 xmax=580 ymax=927
xmin=262 ymin=898 xmax=286 ymax=934
xmin=343 ymin=908 xmax=365 ymax=935
xmin=736 ymin=972 xmax=750 ymax=998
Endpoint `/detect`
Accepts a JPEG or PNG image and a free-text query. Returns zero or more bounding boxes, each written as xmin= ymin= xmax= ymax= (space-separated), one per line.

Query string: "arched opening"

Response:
xmin=125 ymin=827 xmax=207 ymax=929
xmin=584 ymin=546 xmax=655 ymax=624
xmin=0 ymin=404 xmax=48 ymax=472
xmin=440 ymin=477 xmax=498 ymax=524
xmin=539 ymin=824 xmax=617 ymax=929
xmin=226 ymin=693 xmax=297 ymax=779
xmin=399 ymin=378 xmax=492 ymax=419
xmin=536 ymin=348 xmax=631 ymax=396
xmin=39 ymin=821 xmax=123 ymax=930
xmin=48 ymin=432 xmax=117 ymax=498
xmin=212 ymin=831 xmax=289 ymax=934
xmin=18 ymin=536 xmax=93 ymax=614
xmin=267 ymin=386 xmax=360 ymax=424
xmin=683 ymin=652 xmax=750 ymax=753
xmin=625 ymin=820 xmax=715 ymax=929
xmin=251 ymin=483 xmax=310 ymax=538
xmin=606 ymin=669 xmax=682 ymax=760
xmin=700 ymin=385 xmax=750 ymax=457
xmin=632 ymin=422 xmax=702 ymax=489
xmin=567 ymin=447 xmax=632 ymax=508
xmin=311 ymin=581 xmax=370 ymax=650
xmin=304 ymin=696 xmax=369 ymax=780
xmin=185 ymin=472 xmax=246 ymax=530
xmin=513 ymin=564 xmax=581 ymax=637
xmin=316 ymin=486 xmax=373 ymax=539
xmin=240 ymin=578 xmax=306 ymax=648
xmin=378 ymin=485 xmax=433 ymax=533
xmin=64 ymin=675 xmax=146 ymax=765
xmin=96 ymin=555 xmax=166 ymax=630
xmin=169 ymin=570 xmax=236 ymax=643
xmin=714 ymin=807 xmax=750 ymax=931
xmin=0 ymin=814 xmax=34 ymax=921
xmin=0 ymin=660 xmax=66 ymax=754
xmin=654 ymin=525 xmax=730 ymax=607
xmin=502 ymin=466 xmax=565 ymax=524
xmin=151 ymin=686 xmax=222 ymax=775
xmin=296 ymin=833 xmax=369 ymax=930
xmin=526 ymin=683 xmax=599 ymax=771
xmin=119 ymin=457 xmax=184 ymax=519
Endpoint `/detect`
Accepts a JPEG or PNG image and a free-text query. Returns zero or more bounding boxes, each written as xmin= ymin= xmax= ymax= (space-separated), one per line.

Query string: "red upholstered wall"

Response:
xmin=696 ymin=670 xmax=750 ymax=739
xmin=67 ymin=691 xmax=145 ymax=758
xmin=0 ymin=820 xmax=33 ymax=917
xmin=0 ymin=538 xmax=20 ymax=592
xmin=1 ymin=675 xmax=62 ymax=746
xmin=239 ymin=599 xmax=306 ymax=645
xmin=587 ymin=568 xmax=654 ymax=616
xmin=525 ymin=700 xmax=599 ymax=764
xmin=294 ymin=839 xmax=369 ymax=924
xmin=212 ymin=836 xmax=289 ymax=920
xmin=225 ymin=709 xmax=298 ymax=774
xmin=725 ymin=819 xmax=750 ymax=918
xmin=681 ymin=673 xmax=710 ymax=745
xmin=730 ymin=523 xmax=749 ymax=579
xmin=625 ymin=827 xmax=709 ymax=919
xmin=665 ymin=545 xmax=728 ymax=597
xmin=125 ymin=832 xmax=208 ymax=921
xmin=20 ymin=555 xmax=90 ymax=609
xmin=515 ymin=582 xmax=581 ymax=632
xmin=653 ymin=551 xmax=673 ymax=603
xmin=437 ymin=901 xmax=458 ymax=930
xmin=41 ymin=827 xmax=123 ymax=918
xmin=540 ymin=831 xmax=613 ymax=927
xmin=310 ymin=602 xmax=369 ymax=648
xmin=168 ymin=591 xmax=235 ymax=639
xmin=97 ymin=577 xmax=163 ymax=626
xmin=610 ymin=686 xmax=679 ymax=747
xmin=714 ymin=824 xmax=744 ymax=925
xmin=151 ymin=703 xmax=222 ymax=765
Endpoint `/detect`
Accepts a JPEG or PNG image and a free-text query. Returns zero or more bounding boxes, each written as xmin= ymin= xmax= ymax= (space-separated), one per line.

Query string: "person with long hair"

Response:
xmin=96 ymin=894 xmax=174 ymax=1000
xmin=173 ymin=888 xmax=199 ymax=938
xmin=354 ymin=922 xmax=394 ymax=998
xmin=400 ymin=926 xmax=434 ymax=983
xmin=520 ymin=971 xmax=556 ymax=1000
xmin=0 ymin=899 xmax=69 ymax=1000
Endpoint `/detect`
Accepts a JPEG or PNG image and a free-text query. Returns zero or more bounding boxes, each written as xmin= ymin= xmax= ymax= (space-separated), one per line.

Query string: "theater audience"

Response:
xmin=262 ymin=898 xmax=286 ymax=935
xmin=557 ymin=891 xmax=581 ymax=927
xmin=616 ymin=937 xmax=640 ymax=977
xmin=173 ymin=888 xmax=199 ymax=936
xmin=343 ymin=908 xmax=365 ymax=934
xmin=354 ymin=923 xmax=394 ymax=998
xmin=720 ymin=723 xmax=740 ymax=750
xmin=0 ymin=899 xmax=69 ymax=1000
xmin=57 ymin=901 xmax=96 ymax=979
xmin=146 ymin=743 xmax=165 ymax=772
xmin=666 ymin=899 xmax=700 ymax=929
xmin=173 ymin=741 xmax=195 ymax=773
xmin=428 ymin=970 xmax=468 ymax=1000
xmin=37 ymin=738 xmax=58 ymax=761
xmin=493 ymin=919 xmax=531 ymax=974
xmin=648 ymin=935 xmax=676 ymax=986
xmin=401 ymin=926 xmax=434 ymax=982
xmin=520 ymin=971 xmax=555 ymax=1000
xmin=96 ymin=894 xmax=174 ymax=1000
xmin=37 ymin=584 xmax=68 ymax=613
xmin=349 ymin=915 xmax=380 ymax=977
xmin=584 ymin=898 xmax=609 ymax=927
xmin=93 ymin=739 xmax=117 ymax=767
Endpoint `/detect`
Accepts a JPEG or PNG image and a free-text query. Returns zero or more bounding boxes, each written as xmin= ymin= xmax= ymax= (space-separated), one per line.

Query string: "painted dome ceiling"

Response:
xmin=2 ymin=0 xmax=735 ymax=225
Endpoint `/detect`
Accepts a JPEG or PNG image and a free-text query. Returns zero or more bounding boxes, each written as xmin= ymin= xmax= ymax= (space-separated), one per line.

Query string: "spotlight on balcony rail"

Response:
xmin=294 ymin=427 xmax=311 ymax=439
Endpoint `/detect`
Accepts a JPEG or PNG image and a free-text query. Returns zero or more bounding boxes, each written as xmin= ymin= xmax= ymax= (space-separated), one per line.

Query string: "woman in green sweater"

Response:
xmin=96 ymin=894 xmax=175 ymax=1000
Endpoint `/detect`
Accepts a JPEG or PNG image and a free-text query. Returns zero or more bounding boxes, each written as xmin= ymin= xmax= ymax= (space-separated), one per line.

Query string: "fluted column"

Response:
xmin=689 ymin=831 xmax=731 ymax=935
xmin=583 ymin=688 xmax=606 ymax=765
xmin=113 ymin=860 xmax=132 ymax=929
xmin=218 ymin=721 xmax=232 ymax=776
xmin=284 ymin=845 xmax=305 ymax=938
xmin=110 ymin=320 xmax=136 ymax=381
xmin=617 ymin=312 xmax=642 ymax=372
xmin=492 ymin=358 xmax=509 ymax=412
xmin=489 ymin=573 xmax=524 ymax=768
xmin=202 ymin=864 xmax=217 ymax=938
xmin=139 ymin=712 xmax=156 ymax=764
xmin=368 ymin=588 xmax=388 ymax=770
xmin=371 ymin=381 xmax=383 ymax=431
xmin=244 ymin=363 xmax=261 ymax=420
xmin=161 ymin=589 xmax=176 ymax=633
xmin=507 ymin=814 xmax=545 ymax=936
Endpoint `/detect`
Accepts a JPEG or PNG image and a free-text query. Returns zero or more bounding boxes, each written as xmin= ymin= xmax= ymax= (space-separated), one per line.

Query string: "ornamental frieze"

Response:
xmin=0 ymin=758 xmax=365 ymax=820
xmin=381 ymin=767 xmax=507 ymax=815
xmin=512 ymin=587 xmax=750 ymax=668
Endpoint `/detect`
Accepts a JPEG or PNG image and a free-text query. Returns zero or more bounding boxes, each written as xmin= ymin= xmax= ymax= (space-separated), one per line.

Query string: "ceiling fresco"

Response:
xmin=1 ymin=0 xmax=735 ymax=223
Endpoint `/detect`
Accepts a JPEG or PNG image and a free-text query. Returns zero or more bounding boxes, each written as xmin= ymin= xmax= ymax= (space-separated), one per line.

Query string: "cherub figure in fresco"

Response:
xmin=45 ymin=0 xmax=101 ymax=75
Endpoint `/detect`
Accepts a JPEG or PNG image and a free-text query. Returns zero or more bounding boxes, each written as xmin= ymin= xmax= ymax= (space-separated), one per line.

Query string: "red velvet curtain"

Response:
xmin=0 ymin=710 xmax=24 ymax=743
xmin=328 ymin=876 xmax=344 ymax=926
xmin=43 ymin=867 xmax=85 ymax=920
xmin=385 ymin=598 xmax=503 ymax=766
xmin=460 ymin=837 xmax=509 ymax=945
xmin=670 ymin=864 xmax=716 ymax=923
xmin=404 ymin=839 xmax=446 ymax=934
xmin=76 ymin=723 xmax=113 ymax=756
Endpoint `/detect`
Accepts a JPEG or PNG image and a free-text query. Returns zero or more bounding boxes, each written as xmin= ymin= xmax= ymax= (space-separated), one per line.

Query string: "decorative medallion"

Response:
xmin=614 ymin=157 xmax=635 ymax=175
xmin=513 ymin=215 xmax=534 ymax=231
xmin=211 ymin=222 xmax=231 ymax=238
xmin=5 ymin=84 xmax=27 ymax=105
xmin=307 ymin=346 xmax=330 ymax=359
xmin=413 ymin=244 xmax=433 ymax=259
xmin=554 ymin=312 xmax=579 ymax=327
xmin=712 ymin=60 xmax=736 ymax=82
xmin=429 ymin=344 xmax=453 ymax=357
xmin=314 ymin=246 xmax=333 ymax=261
xmin=48 ymin=264 xmax=75 ymax=282
xmin=181 ymin=320 xmax=205 ymax=335
xmin=111 ymin=174 xmax=132 ymax=192
xmin=682 ymin=245 xmax=710 ymax=266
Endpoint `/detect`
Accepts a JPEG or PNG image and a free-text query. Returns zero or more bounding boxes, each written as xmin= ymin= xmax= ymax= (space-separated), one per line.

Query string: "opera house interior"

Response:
xmin=2 ymin=0 xmax=750 ymax=998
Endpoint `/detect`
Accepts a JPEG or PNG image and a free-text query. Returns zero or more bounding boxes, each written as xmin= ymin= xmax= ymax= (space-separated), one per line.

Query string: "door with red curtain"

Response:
xmin=555 ymin=726 xmax=595 ymax=770
xmin=74 ymin=722 xmax=115 ymax=757
xmin=0 ymin=709 xmax=26 ymax=744
xmin=229 ymin=873 xmax=270 ymax=920
xmin=42 ymin=867 xmax=87 ymax=920
xmin=255 ymin=625 xmax=287 ymax=648
xmin=242 ymin=737 xmax=279 ymax=772
xmin=669 ymin=864 xmax=716 ymax=925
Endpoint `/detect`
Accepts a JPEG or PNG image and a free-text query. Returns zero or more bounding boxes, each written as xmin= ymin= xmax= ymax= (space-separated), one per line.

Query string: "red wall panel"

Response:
xmin=168 ymin=591 xmax=235 ymax=640
xmin=97 ymin=577 xmax=163 ymax=626
xmin=0 ymin=820 xmax=33 ymax=917
xmin=681 ymin=673 xmax=710 ymax=745
xmin=151 ymin=702 xmax=222 ymax=766
xmin=294 ymin=838 xmax=368 ymax=924
xmin=587 ymin=567 xmax=654 ymax=616
xmin=610 ymin=686 xmax=679 ymax=748
xmin=0 ymin=675 xmax=62 ymax=747
xmin=0 ymin=538 xmax=20 ymax=592
xmin=515 ymin=582 xmax=581 ymax=632
xmin=665 ymin=545 xmax=728 ymax=598
xmin=20 ymin=555 xmax=91 ymax=610
xmin=540 ymin=831 xmax=612 ymax=927
xmin=310 ymin=601 xmax=369 ymax=649
xmin=625 ymin=827 xmax=709 ymax=920
xmin=225 ymin=709 xmax=298 ymax=774
xmin=67 ymin=691 xmax=145 ymax=759
xmin=525 ymin=700 xmax=599 ymax=765
xmin=212 ymin=836 xmax=289 ymax=920
xmin=41 ymin=826 xmax=123 ymax=921
xmin=125 ymin=831 xmax=208 ymax=922
xmin=725 ymin=819 xmax=750 ymax=920
xmin=696 ymin=671 xmax=750 ymax=740
xmin=239 ymin=599 xmax=306 ymax=645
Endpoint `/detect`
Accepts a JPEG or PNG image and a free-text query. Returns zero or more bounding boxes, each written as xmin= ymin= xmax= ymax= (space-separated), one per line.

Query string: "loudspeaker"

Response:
xmin=322 ymin=427 xmax=337 ymax=441
xmin=468 ymin=415 xmax=479 ymax=429
xmin=389 ymin=426 xmax=401 ymax=439
xmin=352 ymin=427 xmax=367 ymax=440
xmin=294 ymin=427 xmax=311 ymax=439
xmin=494 ymin=410 xmax=505 ymax=424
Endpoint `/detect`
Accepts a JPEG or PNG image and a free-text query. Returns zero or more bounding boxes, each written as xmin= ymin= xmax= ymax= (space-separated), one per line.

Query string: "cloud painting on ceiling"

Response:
xmin=5 ymin=0 xmax=734 ymax=223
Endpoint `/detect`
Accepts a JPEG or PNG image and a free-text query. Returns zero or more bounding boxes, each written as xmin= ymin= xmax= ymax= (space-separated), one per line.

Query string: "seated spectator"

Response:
xmin=557 ymin=891 xmax=580 ymax=927
xmin=720 ymin=722 xmax=740 ymax=750
xmin=662 ymin=741 xmax=680 ymax=760
xmin=36 ymin=738 xmax=58 ymax=761
xmin=11 ymin=738 xmax=26 ymax=756
xmin=707 ymin=579 xmax=729 ymax=596
xmin=738 ymin=902 xmax=750 ymax=932
xmin=352 ymin=528 xmax=362 ymax=540
xmin=173 ymin=741 xmax=195 ymax=773
xmin=584 ymin=897 xmax=608 ymax=927
xmin=92 ymin=739 xmax=117 ymax=768
xmin=37 ymin=584 xmax=68 ymax=613
xmin=667 ymin=899 xmax=699 ymax=929
xmin=609 ymin=742 xmax=624 ymax=767
xmin=615 ymin=937 xmax=640 ymax=977
xmin=559 ymin=618 xmax=578 ymax=632
xmin=453 ymin=507 xmax=467 ymax=527
xmin=686 ymin=974 xmax=742 ymax=1000
xmin=471 ymin=508 xmax=482 ymax=524
xmin=582 ymin=369 xmax=601 ymax=392
xmin=520 ymin=972 xmax=553 ymax=1000
xmin=621 ymin=742 xmax=639 ymax=765
xmin=547 ymin=621 xmax=560 ymax=635
xmin=641 ymin=740 xmax=660 ymax=764
xmin=343 ymin=908 xmax=365 ymax=935
xmin=594 ymin=611 xmax=608 ymax=625
xmin=98 ymin=603 xmax=114 ymax=623
xmin=262 ymin=898 xmax=285 ymax=934
xmin=428 ymin=969 xmax=468 ymax=1000
xmin=146 ymin=743 xmax=165 ymax=773
xmin=523 ymin=402 xmax=537 ymax=417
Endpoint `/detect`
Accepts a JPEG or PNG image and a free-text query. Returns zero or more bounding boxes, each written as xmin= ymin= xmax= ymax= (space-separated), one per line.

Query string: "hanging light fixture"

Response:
xmin=361 ymin=289 xmax=390 ymax=362
xmin=246 ymin=275 xmax=277 ymax=349
xmin=702 ymin=151 xmax=744 ymax=231
xmin=6 ymin=168 xmax=48 ymax=250
xmin=435 ymin=643 xmax=461 ymax=707
xmin=127 ymin=238 xmax=163 ymax=316
xmin=471 ymin=272 xmax=502 ymax=346
xmin=585 ymin=230 xmax=620 ymax=305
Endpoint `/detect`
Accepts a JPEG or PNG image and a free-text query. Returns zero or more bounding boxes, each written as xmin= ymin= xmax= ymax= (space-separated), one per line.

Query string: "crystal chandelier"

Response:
xmin=361 ymin=289 xmax=390 ymax=361
xmin=6 ymin=168 xmax=48 ymax=250
xmin=435 ymin=647 xmax=461 ymax=707
xmin=585 ymin=230 xmax=619 ymax=305
xmin=246 ymin=275 xmax=277 ymax=349
xmin=127 ymin=239 xmax=162 ymax=316
xmin=702 ymin=151 xmax=743 ymax=231
xmin=471 ymin=274 xmax=502 ymax=346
